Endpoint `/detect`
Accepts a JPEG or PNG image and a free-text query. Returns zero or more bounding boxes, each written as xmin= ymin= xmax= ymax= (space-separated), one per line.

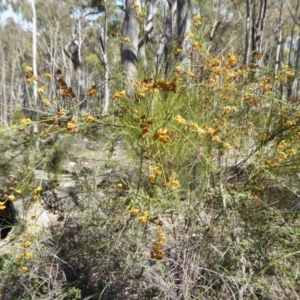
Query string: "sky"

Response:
xmin=1 ymin=4 xmax=20 ymax=25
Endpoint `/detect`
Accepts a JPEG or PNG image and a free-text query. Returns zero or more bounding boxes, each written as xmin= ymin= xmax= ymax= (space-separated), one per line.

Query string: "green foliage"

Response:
xmin=63 ymin=287 xmax=82 ymax=300
xmin=108 ymin=19 xmax=121 ymax=37
xmin=89 ymin=0 xmax=105 ymax=11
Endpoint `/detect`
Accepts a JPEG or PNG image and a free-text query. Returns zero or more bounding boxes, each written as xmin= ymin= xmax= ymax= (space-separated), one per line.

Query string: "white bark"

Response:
xmin=155 ymin=0 xmax=177 ymax=74
xmin=0 ymin=39 xmax=7 ymax=125
xmin=275 ymin=0 xmax=283 ymax=72
xmin=176 ymin=0 xmax=192 ymax=68
xmin=31 ymin=0 xmax=39 ymax=148
xmin=99 ymin=0 xmax=110 ymax=115
xmin=244 ymin=0 xmax=250 ymax=65
xmin=244 ymin=0 xmax=267 ymax=65
xmin=121 ymin=0 xmax=141 ymax=88
xmin=139 ymin=0 xmax=157 ymax=68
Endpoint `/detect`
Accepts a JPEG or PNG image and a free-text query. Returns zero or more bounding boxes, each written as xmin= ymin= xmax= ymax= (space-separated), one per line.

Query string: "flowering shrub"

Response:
xmin=2 ymin=13 xmax=300 ymax=300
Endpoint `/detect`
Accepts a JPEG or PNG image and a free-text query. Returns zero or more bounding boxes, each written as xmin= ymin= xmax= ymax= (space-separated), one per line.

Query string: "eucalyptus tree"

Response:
xmin=30 ymin=0 xmax=37 ymax=122
xmin=244 ymin=0 xmax=267 ymax=65
xmin=121 ymin=0 xmax=193 ymax=84
xmin=98 ymin=0 xmax=110 ymax=115
xmin=65 ymin=3 xmax=105 ymax=111
xmin=138 ymin=0 xmax=156 ymax=69
xmin=0 ymin=35 xmax=7 ymax=125
xmin=155 ymin=0 xmax=177 ymax=75
xmin=176 ymin=0 xmax=192 ymax=68
xmin=121 ymin=0 xmax=141 ymax=90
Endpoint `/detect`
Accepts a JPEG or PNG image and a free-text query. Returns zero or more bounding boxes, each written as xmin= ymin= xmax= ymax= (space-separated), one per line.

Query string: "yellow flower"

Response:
xmin=192 ymin=42 xmax=200 ymax=48
xmin=207 ymin=127 xmax=217 ymax=135
xmin=130 ymin=208 xmax=139 ymax=216
xmin=285 ymin=120 xmax=295 ymax=127
xmin=197 ymin=128 xmax=206 ymax=136
xmin=223 ymin=106 xmax=237 ymax=114
xmin=289 ymin=148 xmax=296 ymax=155
xmin=123 ymin=37 xmax=131 ymax=43
xmin=212 ymin=136 xmax=221 ymax=143
xmin=112 ymin=90 xmax=126 ymax=100
xmin=153 ymin=128 xmax=170 ymax=143
xmin=174 ymin=115 xmax=186 ymax=125
xmin=37 ymin=87 xmax=45 ymax=93
xmin=25 ymin=66 xmax=33 ymax=73
xmin=45 ymin=73 xmax=52 ymax=78
xmin=34 ymin=186 xmax=42 ymax=194
xmin=187 ymin=31 xmax=194 ymax=38
xmin=277 ymin=140 xmax=286 ymax=151
xmin=24 ymin=252 xmax=32 ymax=260
xmin=21 ymin=266 xmax=29 ymax=273
xmin=138 ymin=211 xmax=149 ymax=223
xmin=193 ymin=15 xmax=201 ymax=22
xmin=16 ymin=189 xmax=22 ymax=194
xmin=185 ymin=71 xmax=195 ymax=78
xmin=224 ymin=142 xmax=231 ymax=149
xmin=138 ymin=215 xmax=147 ymax=223
xmin=189 ymin=122 xmax=200 ymax=132
xmin=8 ymin=195 xmax=15 ymax=201
xmin=148 ymin=174 xmax=156 ymax=182
xmin=227 ymin=53 xmax=238 ymax=64
xmin=154 ymin=164 xmax=162 ymax=175
xmin=31 ymin=214 xmax=37 ymax=219
xmin=22 ymin=241 xmax=31 ymax=248
xmin=175 ymin=66 xmax=181 ymax=72
xmin=279 ymin=151 xmax=288 ymax=160
xmin=86 ymin=88 xmax=97 ymax=96
xmin=67 ymin=122 xmax=76 ymax=132
xmin=85 ymin=115 xmax=95 ymax=122
xmin=20 ymin=118 xmax=32 ymax=124
xmin=0 ymin=201 xmax=6 ymax=210
xmin=58 ymin=109 xmax=66 ymax=116
xmin=116 ymin=183 xmax=123 ymax=189
xmin=170 ymin=180 xmax=180 ymax=189
xmin=131 ymin=1 xmax=140 ymax=9
xmin=155 ymin=229 xmax=167 ymax=245
xmin=42 ymin=98 xmax=50 ymax=106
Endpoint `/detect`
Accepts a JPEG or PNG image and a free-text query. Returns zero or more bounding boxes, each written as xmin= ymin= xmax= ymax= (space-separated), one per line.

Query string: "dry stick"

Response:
xmin=207 ymin=21 xmax=220 ymax=53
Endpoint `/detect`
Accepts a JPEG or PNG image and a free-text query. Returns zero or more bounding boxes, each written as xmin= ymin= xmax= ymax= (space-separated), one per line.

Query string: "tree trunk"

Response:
xmin=176 ymin=0 xmax=192 ymax=68
xmin=64 ymin=20 xmax=86 ymax=111
xmin=121 ymin=0 xmax=141 ymax=90
xmin=99 ymin=0 xmax=110 ymax=115
xmin=31 ymin=0 xmax=39 ymax=143
xmin=244 ymin=0 xmax=267 ymax=65
xmin=275 ymin=0 xmax=283 ymax=72
xmin=244 ymin=0 xmax=251 ymax=65
xmin=155 ymin=0 xmax=177 ymax=75
xmin=139 ymin=0 xmax=157 ymax=69
xmin=0 ymin=39 xmax=7 ymax=126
